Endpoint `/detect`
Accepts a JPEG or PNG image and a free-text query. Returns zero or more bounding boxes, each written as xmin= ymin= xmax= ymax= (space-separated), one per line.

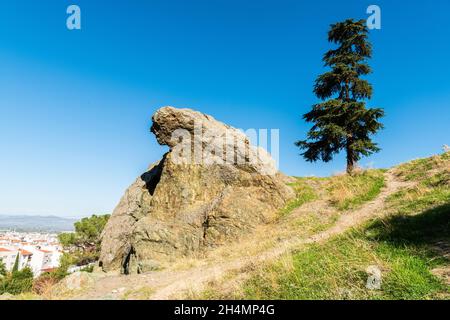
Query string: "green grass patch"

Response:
xmin=279 ymin=178 xmax=317 ymax=217
xmin=239 ymin=228 xmax=447 ymax=300
xmin=241 ymin=233 xmax=376 ymax=300
xmin=198 ymin=154 xmax=449 ymax=300
xmin=386 ymin=166 xmax=450 ymax=220
xmin=231 ymin=171 xmax=450 ymax=300
xmin=327 ymin=170 xmax=386 ymax=210
xmin=291 ymin=212 xmax=340 ymax=236
xmin=395 ymin=152 xmax=449 ymax=182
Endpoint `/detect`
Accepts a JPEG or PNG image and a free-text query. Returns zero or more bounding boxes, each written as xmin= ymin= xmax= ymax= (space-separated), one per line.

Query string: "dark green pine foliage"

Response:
xmin=0 ymin=258 xmax=6 ymax=276
xmin=12 ymin=253 xmax=19 ymax=273
xmin=296 ymin=19 xmax=384 ymax=174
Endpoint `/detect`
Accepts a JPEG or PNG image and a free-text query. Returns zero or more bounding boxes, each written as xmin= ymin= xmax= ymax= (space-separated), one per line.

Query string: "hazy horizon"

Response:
xmin=0 ymin=213 xmax=90 ymax=219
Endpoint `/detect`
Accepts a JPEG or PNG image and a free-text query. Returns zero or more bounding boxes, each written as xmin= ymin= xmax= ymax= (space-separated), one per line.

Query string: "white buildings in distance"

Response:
xmin=0 ymin=231 xmax=63 ymax=277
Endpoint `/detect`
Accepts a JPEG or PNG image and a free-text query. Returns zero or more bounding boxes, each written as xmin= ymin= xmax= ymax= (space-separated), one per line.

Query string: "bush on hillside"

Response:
xmin=0 ymin=267 xmax=34 ymax=295
xmin=58 ymin=214 xmax=110 ymax=266
xmin=0 ymin=258 xmax=6 ymax=277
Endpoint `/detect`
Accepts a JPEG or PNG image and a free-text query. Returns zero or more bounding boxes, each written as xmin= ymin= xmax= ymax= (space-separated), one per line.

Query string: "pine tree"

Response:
xmin=0 ymin=258 xmax=6 ymax=276
xmin=296 ymin=19 xmax=384 ymax=174
xmin=12 ymin=253 xmax=19 ymax=273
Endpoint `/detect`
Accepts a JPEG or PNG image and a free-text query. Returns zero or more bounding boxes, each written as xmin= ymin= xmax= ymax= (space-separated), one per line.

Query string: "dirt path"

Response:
xmin=303 ymin=171 xmax=412 ymax=244
xmin=73 ymin=171 xmax=412 ymax=300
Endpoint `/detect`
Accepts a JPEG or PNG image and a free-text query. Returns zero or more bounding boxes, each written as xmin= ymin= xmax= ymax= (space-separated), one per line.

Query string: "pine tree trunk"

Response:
xmin=344 ymin=81 xmax=354 ymax=175
xmin=346 ymin=137 xmax=355 ymax=175
xmin=346 ymin=155 xmax=354 ymax=175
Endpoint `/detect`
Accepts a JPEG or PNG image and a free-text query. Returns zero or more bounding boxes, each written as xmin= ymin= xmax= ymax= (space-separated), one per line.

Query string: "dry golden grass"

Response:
xmin=326 ymin=170 xmax=386 ymax=210
xmin=32 ymin=277 xmax=59 ymax=299
xmin=194 ymin=153 xmax=450 ymax=300
xmin=167 ymin=177 xmax=329 ymax=272
xmin=122 ymin=286 xmax=155 ymax=300
xmin=394 ymin=152 xmax=450 ymax=182
xmin=188 ymin=253 xmax=296 ymax=300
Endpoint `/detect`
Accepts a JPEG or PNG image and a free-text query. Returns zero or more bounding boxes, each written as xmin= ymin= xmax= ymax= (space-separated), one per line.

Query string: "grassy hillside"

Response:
xmin=4 ymin=153 xmax=448 ymax=300
xmin=280 ymin=169 xmax=385 ymax=217
xmin=199 ymin=153 xmax=450 ymax=300
xmin=326 ymin=169 xmax=385 ymax=210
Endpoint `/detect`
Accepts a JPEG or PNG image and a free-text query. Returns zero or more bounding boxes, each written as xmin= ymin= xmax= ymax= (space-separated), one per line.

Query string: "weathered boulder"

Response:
xmin=54 ymin=272 xmax=95 ymax=293
xmin=99 ymin=106 xmax=294 ymax=273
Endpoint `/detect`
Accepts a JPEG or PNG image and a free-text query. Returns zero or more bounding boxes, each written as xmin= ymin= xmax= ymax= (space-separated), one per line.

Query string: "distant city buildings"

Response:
xmin=0 ymin=231 xmax=63 ymax=277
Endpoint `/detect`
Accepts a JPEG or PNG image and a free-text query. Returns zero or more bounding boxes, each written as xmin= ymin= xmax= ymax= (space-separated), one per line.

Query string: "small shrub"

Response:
xmin=0 ymin=267 xmax=34 ymax=295
xmin=0 ymin=258 xmax=6 ymax=277
xmin=32 ymin=273 xmax=60 ymax=295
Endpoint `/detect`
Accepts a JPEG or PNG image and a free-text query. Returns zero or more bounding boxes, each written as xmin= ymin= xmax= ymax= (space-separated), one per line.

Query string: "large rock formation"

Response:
xmin=99 ymin=107 xmax=294 ymax=273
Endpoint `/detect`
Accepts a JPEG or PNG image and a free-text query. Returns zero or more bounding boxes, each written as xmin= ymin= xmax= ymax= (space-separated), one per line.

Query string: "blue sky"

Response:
xmin=0 ymin=0 xmax=449 ymax=217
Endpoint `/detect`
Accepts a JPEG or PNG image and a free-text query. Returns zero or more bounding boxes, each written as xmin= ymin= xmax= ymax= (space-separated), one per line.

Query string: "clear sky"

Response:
xmin=0 ymin=0 xmax=449 ymax=217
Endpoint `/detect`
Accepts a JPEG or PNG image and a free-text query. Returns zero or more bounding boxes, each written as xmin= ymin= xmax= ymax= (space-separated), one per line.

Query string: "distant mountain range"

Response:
xmin=0 ymin=215 xmax=76 ymax=233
